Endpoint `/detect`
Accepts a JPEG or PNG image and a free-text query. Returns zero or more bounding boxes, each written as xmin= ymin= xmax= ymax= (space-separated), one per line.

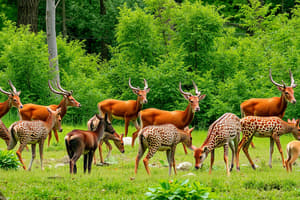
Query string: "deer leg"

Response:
xmin=84 ymin=154 xmax=88 ymax=173
xmin=171 ymin=146 xmax=177 ymax=175
xmin=124 ymin=118 xmax=130 ymax=137
xmin=143 ymin=145 xmax=158 ymax=176
xmin=209 ymin=149 xmax=215 ymax=174
xmin=88 ymin=150 xmax=94 ymax=174
xmin=228 ymin=140 xmax=235 ymax=172
xmin=28 ymin=144 xmax=36 ymax=171
xmin=237 ymin=133 xmax=252 ymax=171
xmin=242 ymin=137 xmax=256 ymax=170
xmin=53 ymin=128 xmax=59 ymax=143
xmin=288 ymin=156 xmax=298 ymax=173
xmin=16 ymin=143 xmax=27 ymax=170
xmin=273 ymin=135 xmax=285 ymax=168
xmin=224 ymin=144 xmax=230 ymax=176
xmin=131 ymin=120 xmax=140 ymax=147
xmin=166 ymin=150 xmax=172 ymax=176
xmin=39 ymin=141 xmax=45 ymax=170
xmin=135 ymin=140 xmax=146 ymax=174
xmin=47 ymin=131 xmax=52 ymax=147
xmin=250 ymin=141 xmax=255 ymax=148
xmin=269 ymin=137 xmax=274 ymax=168
xmin=105 ymin=140 xmax=112 ymax=162
xmin=182 ymin=143 xmax=188 ymax=155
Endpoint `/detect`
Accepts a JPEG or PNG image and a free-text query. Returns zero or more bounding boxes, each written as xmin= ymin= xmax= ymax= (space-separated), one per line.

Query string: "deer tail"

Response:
xmin=7 ymin=123 xmax=17 ymax=150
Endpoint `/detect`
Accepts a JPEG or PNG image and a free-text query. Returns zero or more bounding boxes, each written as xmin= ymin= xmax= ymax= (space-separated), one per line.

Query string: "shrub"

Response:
xmin=145 ymin=179 xmax=216 ymax=200
xmin=0 ymin=150 xmax=20 ymax=170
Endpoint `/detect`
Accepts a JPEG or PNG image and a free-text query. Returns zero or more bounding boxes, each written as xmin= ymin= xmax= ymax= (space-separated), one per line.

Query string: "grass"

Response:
xmin=1 ymin=122 xmax=300 ymax=199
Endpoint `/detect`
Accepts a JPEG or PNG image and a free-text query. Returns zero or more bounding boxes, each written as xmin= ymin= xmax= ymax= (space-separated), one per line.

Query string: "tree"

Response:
xmin=17 ymin=0 xmax=39 ymax=33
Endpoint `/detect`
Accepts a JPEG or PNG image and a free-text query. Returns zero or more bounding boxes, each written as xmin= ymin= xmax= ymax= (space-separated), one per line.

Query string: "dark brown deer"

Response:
xmin=19 ymin=80 xmax=81 ymax=146
xmin=7 ymin=107 xmax=62 ymax=170
xmin=0 ymin=120 xmax=9 ymax=146
xmin=98 ymin=78 xmax=150 ymax=137
xmin=65 ymin=114 xmax=115 ymax=174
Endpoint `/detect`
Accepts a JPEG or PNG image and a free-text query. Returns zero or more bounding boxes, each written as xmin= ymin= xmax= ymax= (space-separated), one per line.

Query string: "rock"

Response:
xmin=176 ymin=162 xmax=192 ymax=171
xmin=54 ymin=163 xmax=65 ymax=168
xmin=183 ymin=173 xmax=196 ymax=176
xmin=123 ymin=137 xmax=132 ymax=146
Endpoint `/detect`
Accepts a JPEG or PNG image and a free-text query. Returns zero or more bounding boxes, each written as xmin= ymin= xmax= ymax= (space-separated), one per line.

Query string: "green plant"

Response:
xmin=145 ymin=179 xmax=215 ymax=200
xmin=0 ymin=150 xmax=20 ymax=170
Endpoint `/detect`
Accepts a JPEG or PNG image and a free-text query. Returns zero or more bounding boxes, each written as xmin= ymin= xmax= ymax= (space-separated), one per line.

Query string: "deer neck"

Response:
xmin=283 ymin=122 xmax=299 ymax=139
xmin=182 ymin=103 xmax=194 ymax=127
xmin=95 ymin=123 xmax=105 ymax=142
xmin=277 ymin=93 xmax=288 ymax=117
xmin=45 ymin=114 xmax=55 ymax=131
xmin=135 ymin=97 xmax=143 ymax=113
xmin=0 ymin=99 xmax=11 ymax=118
xmin=58 ymin=99 xmax=68 ymax=118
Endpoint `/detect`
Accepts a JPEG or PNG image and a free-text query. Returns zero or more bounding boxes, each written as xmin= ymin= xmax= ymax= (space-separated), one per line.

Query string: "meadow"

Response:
xmin=1 ymin=121 xmax=300 ymax=200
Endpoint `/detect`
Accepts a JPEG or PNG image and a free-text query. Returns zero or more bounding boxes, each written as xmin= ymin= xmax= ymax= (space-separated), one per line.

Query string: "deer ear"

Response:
xmin=203 ymin=146 xmax=209 ymax=153
xmin=277 ymin=86 xmax=284 ymax=92
xmin=47 ymin=107 xmax=52 ymax=113
xmin=199 ymin=94 xmax=206 ymax=100
xmin=146 ymin=88 xmax=150 ymax=93
xmin=296 ymin=119 xmax=300 ymax=127
xmin=189 ymin=127 xmax=195 ymax=134
xmin=288 ymin=119 xmax=291 ymax=123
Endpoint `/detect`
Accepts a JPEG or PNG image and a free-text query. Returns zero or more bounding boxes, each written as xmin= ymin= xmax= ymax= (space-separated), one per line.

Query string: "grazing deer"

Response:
xmin=132 ymin=81 xmax=205 ymax=151
xmin=87 ymin=114 xmax=124 ymax=165
xmin=0 ymin=120 xmax=9 ymax=146
xmin=194 ymin=113 xmax=240 ymax=175
xmin=237 ymin=116 xmax=300 ymax=170
xmin=134 ymin=124 xmax=194 ymax=176
xmin=0 ymin=80 xmax=23 ymax=118
xmin=65 ymin=114 xmax=115 ymax=174
xmin=241 ymin=69 xmax=297 ymax=148
xmin=98 ymin=78 xmax=150 ymax=137
xmin=7 ymin=107 xmax=62 ymax=170
xmin=19 ymin=80 xmax=81 ymax=146
xmin=285 ymin=140 xmax=300 ymax=172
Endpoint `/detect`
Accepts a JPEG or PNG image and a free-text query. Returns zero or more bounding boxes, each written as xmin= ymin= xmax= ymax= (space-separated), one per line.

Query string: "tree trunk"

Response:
xmin=46 ymin=0 xmax=60 ymax=83
xmin=100 ymin=0 xmax=108 ymax=60
xmin=62 ymin=0 xmax=67 ymax=37
xmin=17 ymin=0 xmax=40 ymax=33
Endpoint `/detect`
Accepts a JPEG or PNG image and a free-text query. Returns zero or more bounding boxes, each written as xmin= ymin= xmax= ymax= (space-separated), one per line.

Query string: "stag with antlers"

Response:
xmin=19 ymin=80 xmax=81 ymax=146
xmin=131 ymin=81 xmax=205 ymax=148
xmin=97 ymin=78 xmax=150 ymax=138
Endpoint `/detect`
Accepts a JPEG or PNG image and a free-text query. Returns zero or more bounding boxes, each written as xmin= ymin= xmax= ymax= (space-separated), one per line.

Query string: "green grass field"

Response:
xmin=1 ymin=123 xmax=300 ymax=200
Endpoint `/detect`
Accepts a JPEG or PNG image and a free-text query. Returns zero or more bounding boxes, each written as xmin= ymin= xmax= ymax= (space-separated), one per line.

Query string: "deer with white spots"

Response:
xmin=194 ymin=113 xmax=241 ymax=175
xmin=237 ymin=116 xmax=300 ymax=170
xmin=135 ymin=124 xmax=194 ymax=176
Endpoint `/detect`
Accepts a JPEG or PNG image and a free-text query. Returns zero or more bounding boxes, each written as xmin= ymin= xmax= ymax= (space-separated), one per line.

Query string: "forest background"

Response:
xmin=0 ymin=0 xmax=299 ymax=128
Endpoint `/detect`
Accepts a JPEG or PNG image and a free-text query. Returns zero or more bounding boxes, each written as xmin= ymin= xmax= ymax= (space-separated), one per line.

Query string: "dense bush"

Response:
xmin=0 ymin=150 xmax=20 ymax=170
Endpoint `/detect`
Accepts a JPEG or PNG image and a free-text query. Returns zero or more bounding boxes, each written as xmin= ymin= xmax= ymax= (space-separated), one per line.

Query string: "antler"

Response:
xmin=144 ymin=79 xmax=148 ymax=90
xmin=128 ymin=78 xmax=140 ymax=91
xmin=179 ymin=82 xmax=192 ymax=97
xmin=192 ymin=80 xmax=201 ymax=97
xmin=269 ymin=69 xmax=285 ymax=88
xmin=8 ymin=80 xmax=17 ymax=94
xmin=48 ymin=80 xmax=66 ymax=95
xmin=289 ymin=69 xmax=297 ymax=88
xmin=0 ymin=87 xmax=11 ymax=95
xmin=56 ymin=80 xmax=73 ymax=95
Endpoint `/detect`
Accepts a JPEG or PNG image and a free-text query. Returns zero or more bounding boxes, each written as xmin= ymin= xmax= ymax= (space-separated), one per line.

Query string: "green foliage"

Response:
xmin=145 ymin=179 xmax=215 ymax=200
xmin=0 ymin=150 xmax=20 ymax=170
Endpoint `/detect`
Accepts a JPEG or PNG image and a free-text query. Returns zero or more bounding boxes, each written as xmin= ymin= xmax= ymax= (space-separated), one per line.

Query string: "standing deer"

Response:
xmin=0 ymin=120 xmax=9 ymax=146
xmin=98 ymin=78 xmax=150 ymax=137
xmin=236 ymin=116 xmax=300 ymax=170
xmin=285 ymin=139 xmax=300 ymax=172
xmin=65 ymin=114 xmax=115 ymax=174
xmin=87 ymin=114 xmax=124 ymax=165
xmin=240 ymin=69 xmax=297 ymax=148
xmin=132 ymin=81 xmax=205 ymax=150
xmin=0 ymin=80 xmax=23 ymax=117
xmin=7 ymin=107 xmax=62 ymax=170
xmin=135 ymin=124 xmax=194 ymax=176
xmin=19 ymin=80 xmax=81 ymax=146
xmin=194 ymin=113 xmax=241 ymax=175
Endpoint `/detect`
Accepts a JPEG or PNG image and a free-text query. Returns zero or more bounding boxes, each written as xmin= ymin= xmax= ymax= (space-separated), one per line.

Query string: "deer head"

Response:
xmin=179 ymin=81 xmax=206 ymax=112
xmin=194 ymin=146 xmax=210 ymax=169
xmin=46 ymin=107 xmax=62 ymax=132
xmin=269 ymin=69 xmax=297 ymax=104
xmin=129 ymin=78 xmax=150 ymax=104
xmin=0 ymin=80 xmax=23 ymax=109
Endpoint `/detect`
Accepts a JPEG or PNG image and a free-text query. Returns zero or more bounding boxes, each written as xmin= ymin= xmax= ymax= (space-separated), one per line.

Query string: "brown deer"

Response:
xmin=194 ymin=113 xmax=241 ymax=175
xmin=237 ymin=116 xmax=300 ymax=170
xmin=285 ymin=139 xmax=300 ymax=172
xmin=132 ymin=81 xmax=205 ymax=151
xmin=7 ymin=107 xmax=62 ymax=170
xmin=87 ymin=114 xmax=124 ymax=165
xmin=65 ymin=114 xmax=115 ymax=174
xmin=0 ymin=80 xmax=23 ymax=118
xmin=98 ymin=78 xmax=150 ymax=137
xmin=19 ymin=80 xmax=81 ymax=146
xmin=0 ymin=120 xmax=9 ymax=146
xmin=240 ymin=69 xmax=297 ymax=148
xmin=134 ymin=124 xmax=194 ymax=176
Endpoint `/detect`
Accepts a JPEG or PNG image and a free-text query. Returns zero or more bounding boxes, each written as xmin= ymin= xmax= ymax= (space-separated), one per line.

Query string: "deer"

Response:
xmin=65 ymin=114 xmax=115 ymax=174
xmin=236 ymin=116 xmax=300 ymax=170
xmin=134 ymin=124 xmax=194 ymax=176
xmin=132 ymin=81 xmax=205 ymax=152
xmin=0 ymin=120 xmax=9 ymax=146
xmin=0 ymin=80 xmax=23 ymax=118
xmin=7 ymin=107 xmax=62 ymax=170
xmin=19 ymin=80 xmax=81 ymax=146
xmin=194 ymin=113 xmax=241 ymax=176
xmin=87 ymin=114 xmax=124 ymax=165
xmin=240 ymin=69 xmax=297 ymax=148
xmin=97 ymin=78 xmax=150 ymax=138
xmin=285 ymin=139 xmax=300 ymax=173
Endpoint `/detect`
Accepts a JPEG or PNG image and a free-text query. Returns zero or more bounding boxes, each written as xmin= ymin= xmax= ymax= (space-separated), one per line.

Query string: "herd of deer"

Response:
xmin=0 ymin=69 xmax=300 ymax=176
